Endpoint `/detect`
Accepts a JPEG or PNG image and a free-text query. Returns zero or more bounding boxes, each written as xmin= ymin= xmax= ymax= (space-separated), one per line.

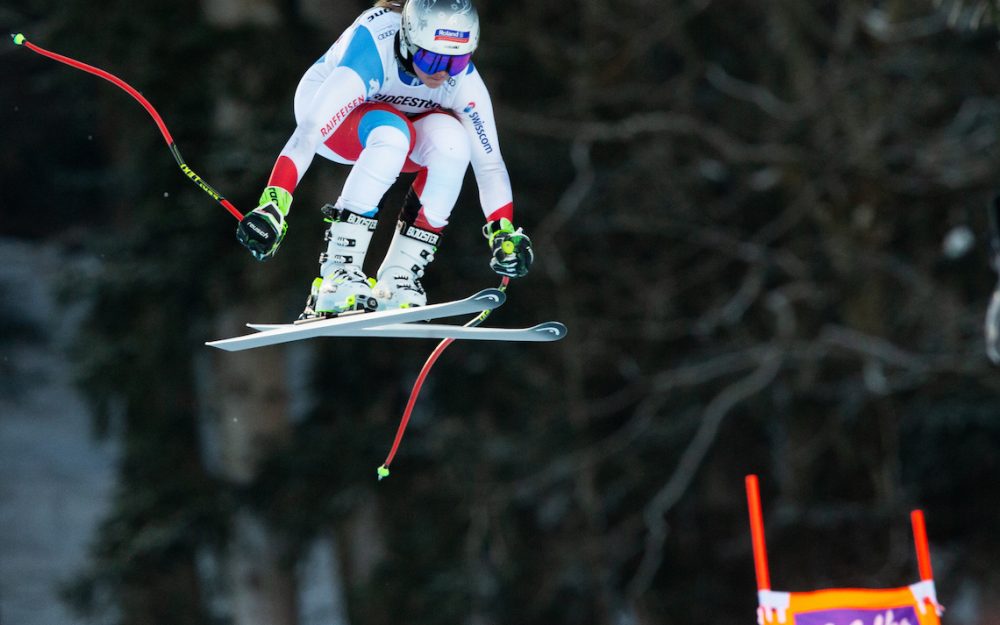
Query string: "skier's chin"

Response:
xmin=415 ymin=68 xmax=447 ymax=89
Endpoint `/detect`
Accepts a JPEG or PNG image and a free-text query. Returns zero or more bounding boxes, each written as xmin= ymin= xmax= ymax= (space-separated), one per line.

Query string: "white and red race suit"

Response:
xmin=265 ymin=6 xmax=514 ymax=229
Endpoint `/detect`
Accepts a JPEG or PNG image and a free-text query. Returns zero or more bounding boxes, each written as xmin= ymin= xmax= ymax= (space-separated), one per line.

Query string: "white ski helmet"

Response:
xmin=400 ymin=0 xmax=480 ymax=57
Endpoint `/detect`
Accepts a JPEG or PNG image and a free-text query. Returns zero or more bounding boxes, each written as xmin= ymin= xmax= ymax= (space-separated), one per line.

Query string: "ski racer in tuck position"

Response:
xmin=235 ymin=0 xmax=534 ymax=318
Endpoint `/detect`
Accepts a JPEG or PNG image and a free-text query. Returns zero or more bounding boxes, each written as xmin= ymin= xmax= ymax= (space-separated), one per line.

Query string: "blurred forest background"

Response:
xmin=3 ymin=0 xmax=1000 ymax=624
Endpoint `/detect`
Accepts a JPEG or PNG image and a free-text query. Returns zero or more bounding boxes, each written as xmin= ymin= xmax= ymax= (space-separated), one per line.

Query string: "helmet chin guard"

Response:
xmin=400 ymin=0 xmax=480 ymax=57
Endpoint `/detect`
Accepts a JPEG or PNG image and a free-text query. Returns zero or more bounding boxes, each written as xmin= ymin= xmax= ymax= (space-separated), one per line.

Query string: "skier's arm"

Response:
xmin=275 ymin=25 xmax=385 ymax=193
xmin=454 ymin=69 xmax=533 ymax=277
xmin=238 ymin=25 xmax=384 ymax=260
xmin=455 ymin=68 xmax=514 ymax=224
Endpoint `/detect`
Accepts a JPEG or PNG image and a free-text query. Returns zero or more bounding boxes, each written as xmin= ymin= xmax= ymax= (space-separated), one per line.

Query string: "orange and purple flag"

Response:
xmin=746 ymin=475 xmax=944 ymax=625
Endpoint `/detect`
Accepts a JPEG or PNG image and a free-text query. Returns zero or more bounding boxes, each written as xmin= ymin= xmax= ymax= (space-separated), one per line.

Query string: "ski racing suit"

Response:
xmin=265 ymin=6 xmax=514 ymax=229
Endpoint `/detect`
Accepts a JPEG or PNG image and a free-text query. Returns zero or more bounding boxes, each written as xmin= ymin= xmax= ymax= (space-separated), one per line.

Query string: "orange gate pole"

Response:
xmin=745 ymin=474 xmax=771 ymax=590
xmin=910 ymin=509 xmax=934 ymax=582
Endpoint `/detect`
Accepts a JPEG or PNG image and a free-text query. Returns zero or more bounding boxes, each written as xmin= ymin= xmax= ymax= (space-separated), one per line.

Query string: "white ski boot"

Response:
xmin=373 ymin=220 xmax=440 ymax=309
xmin=301 ymin=205 xmax=379 ymax=319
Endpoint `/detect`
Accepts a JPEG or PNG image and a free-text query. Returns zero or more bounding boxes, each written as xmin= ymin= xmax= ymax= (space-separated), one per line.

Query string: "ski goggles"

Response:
xmin=412 ymin=47 xmax=472 ymax=77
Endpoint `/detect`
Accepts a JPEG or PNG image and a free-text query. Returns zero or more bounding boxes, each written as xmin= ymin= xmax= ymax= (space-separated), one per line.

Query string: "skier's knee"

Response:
xmin=364 ymin=125 xmax=412 ymax=156
xmin=426 ymin=135 xmax=471 ymax=174
xmin=359 ymin=108 xmax=414 ymax=153
xmin=433 ymin=122 xmax=471 ymax=167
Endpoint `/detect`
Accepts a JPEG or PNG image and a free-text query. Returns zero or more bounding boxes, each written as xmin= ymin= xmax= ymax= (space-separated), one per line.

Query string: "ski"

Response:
xmin=249 ymin=321 xmax=567 ymax=341
xmin=206 ymin=288 xmax=506 ymax=351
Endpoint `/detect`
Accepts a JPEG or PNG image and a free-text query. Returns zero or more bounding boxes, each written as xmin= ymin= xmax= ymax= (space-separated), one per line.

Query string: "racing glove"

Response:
xmin=237 ymin=186 xmax=291 ymax=261
xmin=483 ymin=218 xmax=533 ymax=278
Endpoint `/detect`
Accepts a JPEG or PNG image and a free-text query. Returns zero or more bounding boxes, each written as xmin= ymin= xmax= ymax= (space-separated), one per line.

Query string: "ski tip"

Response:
xmin=473 ymin=288 xmax=507 ymax=307
xmin=377 ymin=465 xmax=390 ymax=481
xmin=12 ymin=33 xmax=26 ymax=46
xmin=534 ymin=321 xmax=568 ymax=340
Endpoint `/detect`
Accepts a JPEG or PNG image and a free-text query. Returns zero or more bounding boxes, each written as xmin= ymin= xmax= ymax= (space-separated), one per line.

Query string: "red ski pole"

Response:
xmin=377 ymin=276 xmax=511 ymax=480
xmin=11 ymin=33 xmax=243 ymax=221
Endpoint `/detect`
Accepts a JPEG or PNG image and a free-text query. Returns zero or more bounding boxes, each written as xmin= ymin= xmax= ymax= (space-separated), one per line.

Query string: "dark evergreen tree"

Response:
xmin=7 ymin=0 xmax=1000 ymax=624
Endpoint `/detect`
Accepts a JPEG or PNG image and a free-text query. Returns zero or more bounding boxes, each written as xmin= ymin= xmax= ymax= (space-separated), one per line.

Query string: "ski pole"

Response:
xmin=10 ymin=33 xmax=244 ymax=221
xmin=377 ymin=276 xmax=511 ymax=480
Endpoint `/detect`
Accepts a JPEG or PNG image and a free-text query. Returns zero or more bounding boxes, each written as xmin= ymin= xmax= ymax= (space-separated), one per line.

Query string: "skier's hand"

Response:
xmin=237 ymin=187 xmax=291 ymax=261
xmin=483 ymin=218 xmax=533 ymax=278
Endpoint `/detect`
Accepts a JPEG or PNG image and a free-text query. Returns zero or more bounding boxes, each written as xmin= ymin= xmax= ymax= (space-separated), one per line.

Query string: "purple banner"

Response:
xmin=796 ymin=607 xmax=920 ymax=625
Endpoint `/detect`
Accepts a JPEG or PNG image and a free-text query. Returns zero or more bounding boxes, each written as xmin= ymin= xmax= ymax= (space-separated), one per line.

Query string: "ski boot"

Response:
xmin=299 ymin=205 xmax=379 ymax=320
xmin=373 ymin=219 xmax=441 ymax=309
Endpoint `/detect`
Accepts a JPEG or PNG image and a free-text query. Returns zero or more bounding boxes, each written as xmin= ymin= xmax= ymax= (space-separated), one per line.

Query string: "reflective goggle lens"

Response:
xmin=412 ymin=47 xmax=472 ymax=77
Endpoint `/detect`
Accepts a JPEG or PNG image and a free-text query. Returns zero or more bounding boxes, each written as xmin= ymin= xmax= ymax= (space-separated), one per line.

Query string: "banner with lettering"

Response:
xmin=746 ymin=475 xmax=945 ymax=625
xmin=757 ymin=582 xmax=942 ymax=625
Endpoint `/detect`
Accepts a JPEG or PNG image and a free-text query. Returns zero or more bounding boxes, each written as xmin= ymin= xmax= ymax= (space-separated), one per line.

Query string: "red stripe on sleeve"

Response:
xmin=267 ymin=156 xmax=300 ymax=193
xmin=486 ymin=202 xmax=514 ymax=223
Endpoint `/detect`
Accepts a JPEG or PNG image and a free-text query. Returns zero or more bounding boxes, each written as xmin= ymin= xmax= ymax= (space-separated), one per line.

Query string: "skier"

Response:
xmin=235 ymin=0 xmax=533 ymax=318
